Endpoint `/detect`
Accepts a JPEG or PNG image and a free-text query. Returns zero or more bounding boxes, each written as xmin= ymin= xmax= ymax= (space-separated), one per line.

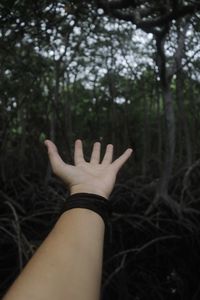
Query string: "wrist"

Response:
xmin=70 ymin=185 xmax=109 ymax=200
xmin=64 ymin=191 xmax=111 ymax=227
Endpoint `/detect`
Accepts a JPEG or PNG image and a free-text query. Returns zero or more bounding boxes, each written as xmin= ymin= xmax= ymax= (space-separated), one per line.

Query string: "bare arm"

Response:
xmin=3 ymin=139 xmax=133 ymax=300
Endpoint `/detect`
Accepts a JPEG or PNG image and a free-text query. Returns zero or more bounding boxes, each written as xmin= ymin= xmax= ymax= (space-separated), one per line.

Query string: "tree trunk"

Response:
xmin=155 ymin=35 xmax=176 ymax=198
xmin=45 ymin=61 xmax=60 ymax=183
xmin=155 ymin=78 xmax=162 ymax=170
xmin=142 ymin=79 xmax=149 ymax=177
xmin=159 ymin=85 xmax=175 ymax=197
xmin=176 ymin=71 xmax=192 ymax=167
xmin=63 ymin=83 xmax=73 ymax=162
xmin=175 ymin=20 xmax=192 ymax=167
xmin=107 ymin=72 xmax=117 ymax=147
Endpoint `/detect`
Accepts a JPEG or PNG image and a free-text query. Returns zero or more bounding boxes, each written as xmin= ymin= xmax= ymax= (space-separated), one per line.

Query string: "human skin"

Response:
xmin=3 ymin=139 xmax=133 ymax=300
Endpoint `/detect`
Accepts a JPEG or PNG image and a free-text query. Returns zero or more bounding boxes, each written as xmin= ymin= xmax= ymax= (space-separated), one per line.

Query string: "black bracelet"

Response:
xmin=62 ymin=193 xmax=112 ymax=227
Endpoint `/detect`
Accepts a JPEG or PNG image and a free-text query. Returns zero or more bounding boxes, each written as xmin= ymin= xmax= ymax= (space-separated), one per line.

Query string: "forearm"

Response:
xmin=3 ymin=138 xmax=132 ymax=300
xmin=3 ymin=207 xmax=105 ymax=300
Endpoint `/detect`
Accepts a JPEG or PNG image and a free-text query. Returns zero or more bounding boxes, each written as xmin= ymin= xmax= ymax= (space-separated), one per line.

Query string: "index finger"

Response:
xmin=74 ymin=139 xmax=85 ymax=165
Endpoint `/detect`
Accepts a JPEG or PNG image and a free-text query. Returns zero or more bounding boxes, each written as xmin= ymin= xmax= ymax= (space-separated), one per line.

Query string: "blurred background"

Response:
xmin=1 ymin=1 xmax=200 ymax=299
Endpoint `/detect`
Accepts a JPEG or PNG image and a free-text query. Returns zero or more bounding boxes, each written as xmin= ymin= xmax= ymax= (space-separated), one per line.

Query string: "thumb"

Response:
xmin=111 ymin=148 xmax=133 ymax=173
xmin=44 ymin=139 xmax=66 ymax=175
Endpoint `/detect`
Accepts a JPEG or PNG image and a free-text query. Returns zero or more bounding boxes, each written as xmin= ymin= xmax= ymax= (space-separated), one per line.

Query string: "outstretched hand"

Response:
xmin=44 ymin=139 xmax=133 ymax=199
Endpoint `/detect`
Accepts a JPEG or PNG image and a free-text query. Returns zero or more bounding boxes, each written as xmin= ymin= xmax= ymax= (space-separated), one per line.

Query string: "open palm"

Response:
xmin=44 ymin=139 xmax=133 ymax=199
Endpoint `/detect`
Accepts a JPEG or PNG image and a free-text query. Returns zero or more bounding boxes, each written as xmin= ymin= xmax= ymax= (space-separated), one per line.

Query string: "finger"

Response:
xmin=90 ymin=142 xmax=101 ymax=164
xmin=44 ymin=140 xmax=66 ymax=175
xmin=101 ymin=144 xmax=113 ymax=165
xmin=74 ymin=139 xmax=85 ymax=165
xmin=111 ymin=148 xmax=133 ymax=173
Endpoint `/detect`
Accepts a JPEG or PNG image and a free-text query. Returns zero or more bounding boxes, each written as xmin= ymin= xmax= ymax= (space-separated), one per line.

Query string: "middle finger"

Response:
xmin=90 ymin=142 xmax=101 ymax=164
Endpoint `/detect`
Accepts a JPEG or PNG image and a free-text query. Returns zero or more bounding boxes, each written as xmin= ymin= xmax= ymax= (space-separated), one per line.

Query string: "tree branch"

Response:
xmin=96 ymin=0 xmax=200 ymax=33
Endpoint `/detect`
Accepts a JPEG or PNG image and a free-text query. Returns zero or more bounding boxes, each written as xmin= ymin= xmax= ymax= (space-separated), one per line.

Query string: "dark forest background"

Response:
xmin=1 ymin=1 xmax=200 ymax=299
